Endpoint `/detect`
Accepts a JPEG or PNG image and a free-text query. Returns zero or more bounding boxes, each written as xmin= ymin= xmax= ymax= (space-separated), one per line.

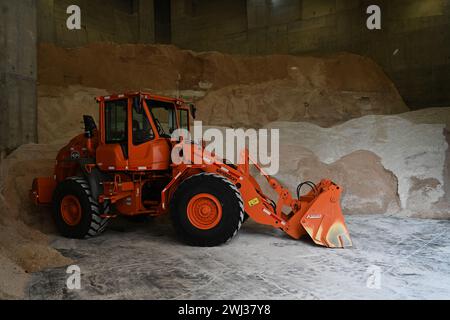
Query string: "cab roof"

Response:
xmin=96 ymin=92 xmax=186 ymax=105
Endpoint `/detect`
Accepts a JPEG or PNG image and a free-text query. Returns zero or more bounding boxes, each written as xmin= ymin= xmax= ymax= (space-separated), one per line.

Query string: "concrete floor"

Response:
xmin=26 ymin=215 xmax=450 ymax=300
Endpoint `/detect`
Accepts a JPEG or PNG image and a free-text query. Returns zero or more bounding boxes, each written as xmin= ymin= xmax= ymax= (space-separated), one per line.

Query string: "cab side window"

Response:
xmin=105 ymin=100 xmax=127 ymax=144
xmin=132 ymin=102 xmax=154 ymax=145
xmin=179 ymin=109 xmax=189 ymax=130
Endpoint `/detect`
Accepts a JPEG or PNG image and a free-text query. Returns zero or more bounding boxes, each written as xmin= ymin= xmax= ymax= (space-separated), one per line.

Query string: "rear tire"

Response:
xmin=170 ymin=173 xmax=244 ymax=246
xmin=52 ymin=177 xmax=109 ymax=239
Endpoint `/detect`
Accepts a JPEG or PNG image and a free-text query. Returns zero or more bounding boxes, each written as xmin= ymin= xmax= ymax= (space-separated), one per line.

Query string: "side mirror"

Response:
xmin=83 ymin=115 xmax=97 ymax=138
xmin=190 ymin=104 xmax=197 ymax=119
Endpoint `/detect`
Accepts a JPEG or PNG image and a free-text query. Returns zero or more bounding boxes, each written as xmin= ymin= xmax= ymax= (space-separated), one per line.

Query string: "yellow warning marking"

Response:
xmin=248 ymin=197 xmax=260 ymax=207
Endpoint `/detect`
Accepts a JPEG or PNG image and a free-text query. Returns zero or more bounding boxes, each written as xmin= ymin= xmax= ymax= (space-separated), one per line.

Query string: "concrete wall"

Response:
xmin=171 ymin=0 xmax=248 ymax=54
xmin=0 ymin=0 xmax=38 ymax=152
xmin=37 ymin=0 xmax=155 ymax=46
xmin=154 ymin=0 xmax=171 ymax=43
xmin=171 ymin=0 xmax=450 ymax=108
xmin=137 ymin=0 xmax=156 ymax=43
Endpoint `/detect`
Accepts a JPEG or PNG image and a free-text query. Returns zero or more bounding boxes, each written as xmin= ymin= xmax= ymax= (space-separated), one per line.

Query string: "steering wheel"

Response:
xmin=154 ymin=118 xmax=165 ymax=135
xmin=155 ymin=119 xmax=171 ymax=138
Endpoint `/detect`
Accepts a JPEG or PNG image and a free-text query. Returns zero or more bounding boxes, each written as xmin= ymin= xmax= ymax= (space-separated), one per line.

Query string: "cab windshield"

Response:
xmin=146 ymin=99 xmax=176 ymax=138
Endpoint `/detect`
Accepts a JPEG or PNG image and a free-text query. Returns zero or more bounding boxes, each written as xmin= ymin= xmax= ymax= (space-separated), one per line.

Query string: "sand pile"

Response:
xmin=38 ymin=85 xmax=109 ymax=144
xmin=261 ymin=108 xmax=450 ymax=219
xmin=196 ymin=57 xmax=407 ymax=127
xmin=39 ymin=43 xmax=397 ymax=92
xmin=0 ymin=144 xmax=71 ymax=298
xmin=38 ymin=43 xmax=407 ymax=128
xmin=256 ymin=147 xmax=401 ymax=216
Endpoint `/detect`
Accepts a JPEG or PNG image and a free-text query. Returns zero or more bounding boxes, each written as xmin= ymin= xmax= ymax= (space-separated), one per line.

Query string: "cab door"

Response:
xmin=96 ymin=98 xmax=129 ymax=171
xmin=127 ymin=98 xmax=171 ymax=171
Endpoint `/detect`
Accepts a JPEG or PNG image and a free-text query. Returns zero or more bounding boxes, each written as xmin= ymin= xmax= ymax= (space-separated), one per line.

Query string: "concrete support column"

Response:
xmin=247 ymin=0 xmax=269 ymax=29
xmin=246 ymin=0 xmax=270 ymax=54
xmin=135 ymin=0 xmax=155 ymax=43
xmin=0 ymin=0 xmax=38 ymax=152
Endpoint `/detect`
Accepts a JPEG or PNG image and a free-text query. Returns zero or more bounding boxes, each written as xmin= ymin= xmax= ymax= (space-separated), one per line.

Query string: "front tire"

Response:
xmin=170 ymin=173 xmax=244 ymax=246
xmin=52 ymin=177 xmax=109 ymax=239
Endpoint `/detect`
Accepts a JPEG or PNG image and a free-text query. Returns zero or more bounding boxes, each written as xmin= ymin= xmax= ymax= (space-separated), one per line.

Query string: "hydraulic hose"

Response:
xmin=296 ymin=181 xmax=318 ymax=199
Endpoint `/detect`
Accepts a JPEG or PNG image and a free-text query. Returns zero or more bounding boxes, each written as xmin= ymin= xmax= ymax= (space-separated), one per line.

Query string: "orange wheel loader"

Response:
xmin=30 ymin=92 xmax=352 ymax=248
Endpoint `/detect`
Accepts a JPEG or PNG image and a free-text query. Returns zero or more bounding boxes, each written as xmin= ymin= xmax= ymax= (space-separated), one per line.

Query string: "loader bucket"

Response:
xmin=288 ymin=180 xmax=352 ymax=248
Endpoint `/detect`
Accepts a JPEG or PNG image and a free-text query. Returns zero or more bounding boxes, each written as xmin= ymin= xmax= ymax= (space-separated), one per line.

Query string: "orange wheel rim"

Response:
xmin=61 ymin=195 xmax=82 ymax=226
xmin=187 ymin=193 xmax=222 ymax=230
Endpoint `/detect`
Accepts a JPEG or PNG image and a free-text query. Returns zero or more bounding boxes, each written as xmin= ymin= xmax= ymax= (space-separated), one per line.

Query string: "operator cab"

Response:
xmin=95 ymin=92 xmax=192 ymax=172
